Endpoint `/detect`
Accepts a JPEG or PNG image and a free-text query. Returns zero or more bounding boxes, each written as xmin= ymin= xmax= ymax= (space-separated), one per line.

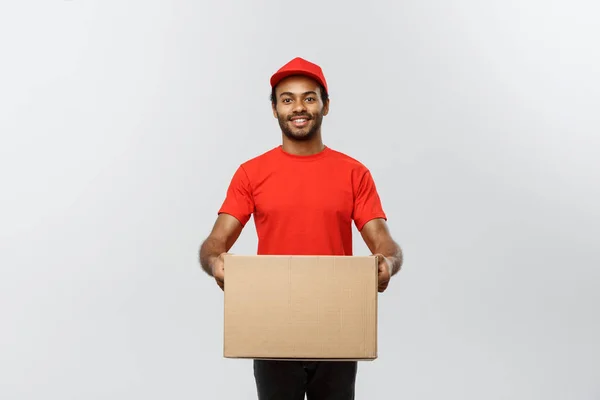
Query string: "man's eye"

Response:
xmin=306 ymin=97 xmax=315 ymax=101
xmin=283 ymin=99 xmax=291 ymax=103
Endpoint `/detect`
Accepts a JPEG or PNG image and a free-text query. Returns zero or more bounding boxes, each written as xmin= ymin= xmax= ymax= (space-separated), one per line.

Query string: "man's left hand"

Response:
xmin=375 ymin=253 xmax=392 ymax=292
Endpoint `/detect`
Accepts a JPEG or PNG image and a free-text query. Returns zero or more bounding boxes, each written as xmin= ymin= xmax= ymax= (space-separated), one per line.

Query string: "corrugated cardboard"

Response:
xmin=223 ymin=255 xmax=378 ymax=361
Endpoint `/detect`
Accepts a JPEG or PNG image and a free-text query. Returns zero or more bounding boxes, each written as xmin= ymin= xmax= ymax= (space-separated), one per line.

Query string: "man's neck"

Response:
xmin=281 ymin=135 xmax=325 ymax=156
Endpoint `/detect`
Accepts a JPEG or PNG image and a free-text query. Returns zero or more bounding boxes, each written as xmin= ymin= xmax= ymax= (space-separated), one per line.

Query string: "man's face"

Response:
xmin=272 ymin=75 xmax=329 ymax=142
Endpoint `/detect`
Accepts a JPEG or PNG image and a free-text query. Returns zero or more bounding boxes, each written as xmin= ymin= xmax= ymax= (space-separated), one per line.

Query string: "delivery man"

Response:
xmin=199 ymin=57 xmax=403 ymax=400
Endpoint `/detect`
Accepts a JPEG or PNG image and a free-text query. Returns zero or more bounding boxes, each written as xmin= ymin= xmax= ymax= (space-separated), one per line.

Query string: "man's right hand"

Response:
xmin=210 ymin=252 xmax=228 ymax=291
xmin=199 ymin=214 xmax=243 ymax=291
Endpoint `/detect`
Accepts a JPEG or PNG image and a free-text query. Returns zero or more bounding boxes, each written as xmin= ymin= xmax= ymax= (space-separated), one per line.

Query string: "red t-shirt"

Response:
xmin=218 ymin=145 xmax=387 ymax=256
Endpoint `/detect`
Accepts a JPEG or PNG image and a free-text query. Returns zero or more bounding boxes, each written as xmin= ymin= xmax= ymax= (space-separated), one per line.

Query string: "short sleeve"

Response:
xmin=352 ymin=169 xmax=387 ymax=231
xmin=218 ymin=165 xmax=254 ymax=226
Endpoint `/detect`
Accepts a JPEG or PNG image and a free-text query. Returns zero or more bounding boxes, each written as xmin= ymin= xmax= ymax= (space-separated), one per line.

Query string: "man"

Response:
xmin=199 ymin=57 xmax=403 ymax=400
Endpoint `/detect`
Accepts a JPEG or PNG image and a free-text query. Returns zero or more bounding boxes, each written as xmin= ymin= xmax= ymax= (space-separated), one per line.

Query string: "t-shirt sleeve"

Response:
xmin=218 ymin=165 xmax=254 ymax=226
xmin=352 ymin=168 xmax=387 ymax=231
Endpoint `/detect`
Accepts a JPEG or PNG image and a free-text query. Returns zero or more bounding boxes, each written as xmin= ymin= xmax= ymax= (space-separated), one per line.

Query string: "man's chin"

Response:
xmin=284 ymin=128 xmax=314 ymax=140
xmin=284 ymin=130 xmax=314 ymax=141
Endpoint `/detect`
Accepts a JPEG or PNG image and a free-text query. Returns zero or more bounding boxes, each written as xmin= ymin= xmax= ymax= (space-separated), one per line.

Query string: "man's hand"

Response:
xmin=359 ymin=219 xmax=403 ymax=289
xmin=199 ymin=213 xmax=244 ymax=288
xmin=375 ymin=253 xmax=392 ymax=293
xmin=210 ymin=252 xmax=228 ymax=291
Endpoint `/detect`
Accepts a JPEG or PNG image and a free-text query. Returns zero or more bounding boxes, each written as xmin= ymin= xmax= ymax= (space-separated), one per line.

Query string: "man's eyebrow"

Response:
xmin=279 ymin=91 xmax=318 ymax=97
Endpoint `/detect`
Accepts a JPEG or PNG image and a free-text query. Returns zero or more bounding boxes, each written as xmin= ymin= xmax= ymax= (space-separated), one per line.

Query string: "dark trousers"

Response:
xmin=253 ymin=360 xmax=357 ymax=400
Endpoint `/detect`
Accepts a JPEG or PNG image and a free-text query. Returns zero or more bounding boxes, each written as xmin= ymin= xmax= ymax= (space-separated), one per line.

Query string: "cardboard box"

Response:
xmin=223 ymin=255 xmax=378 ymax=361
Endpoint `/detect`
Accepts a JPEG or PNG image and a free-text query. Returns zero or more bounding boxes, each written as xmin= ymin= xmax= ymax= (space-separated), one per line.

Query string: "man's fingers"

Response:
xmin=378 ymin=267 xmax=390 ymax=293
xmin=375 ymin=254 xmax=391 ymax=293
xmin=215 ymin=276 xmax=224 ymax=290
xmin=378 ymin=281 xmax=389 ymax=292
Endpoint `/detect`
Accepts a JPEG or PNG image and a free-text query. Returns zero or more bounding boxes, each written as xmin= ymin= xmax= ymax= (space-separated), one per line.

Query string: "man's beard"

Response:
xmin=277 ymin=111 xmax=324 ymax=142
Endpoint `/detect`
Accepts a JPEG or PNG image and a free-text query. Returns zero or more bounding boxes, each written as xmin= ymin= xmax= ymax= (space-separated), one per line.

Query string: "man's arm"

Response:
xmin=199 ymin=213 xmax=244 ymax=276
xmin=360 ymin=218 xmax=403 ymax=276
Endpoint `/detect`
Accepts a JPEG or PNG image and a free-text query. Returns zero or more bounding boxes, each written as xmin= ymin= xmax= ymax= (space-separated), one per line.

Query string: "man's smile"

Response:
xmin=290 ymin=115 xmax=310 ymax=128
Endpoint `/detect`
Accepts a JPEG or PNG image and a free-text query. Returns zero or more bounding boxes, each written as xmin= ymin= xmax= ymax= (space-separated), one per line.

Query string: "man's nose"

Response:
xmin=293 ymin=100 xmax=307 ymax=113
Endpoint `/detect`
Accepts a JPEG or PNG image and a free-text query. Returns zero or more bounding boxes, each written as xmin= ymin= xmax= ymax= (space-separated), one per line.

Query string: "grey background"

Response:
xmin=1 ymin=1 xmax=599 ymax=399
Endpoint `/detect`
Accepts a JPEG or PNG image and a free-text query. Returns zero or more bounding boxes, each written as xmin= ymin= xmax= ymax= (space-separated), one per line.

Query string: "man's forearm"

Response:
xmin=199 ymin=237 xmax=226 ymax=276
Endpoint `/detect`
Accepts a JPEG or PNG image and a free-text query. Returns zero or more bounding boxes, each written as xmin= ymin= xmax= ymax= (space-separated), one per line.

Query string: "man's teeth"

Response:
xmin=294 ymin=119 xmax=306 ymax=123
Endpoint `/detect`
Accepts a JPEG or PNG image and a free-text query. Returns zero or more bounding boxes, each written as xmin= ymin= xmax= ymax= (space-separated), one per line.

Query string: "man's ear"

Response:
xmin=271 ymin=102 xmax=278 ymax=118
xmin=322 ymin=99 xmax=330 ymax=116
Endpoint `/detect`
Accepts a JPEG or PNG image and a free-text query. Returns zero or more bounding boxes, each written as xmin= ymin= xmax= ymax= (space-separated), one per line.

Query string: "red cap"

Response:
xmin=270 ymin=57 xmax=328 ymax=93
